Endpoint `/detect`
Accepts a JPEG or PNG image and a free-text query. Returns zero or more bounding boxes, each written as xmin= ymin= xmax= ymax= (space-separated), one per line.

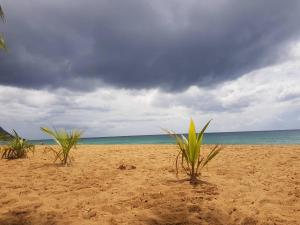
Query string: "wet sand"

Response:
xmin=0 ymin=145 xmax=299 ymax=225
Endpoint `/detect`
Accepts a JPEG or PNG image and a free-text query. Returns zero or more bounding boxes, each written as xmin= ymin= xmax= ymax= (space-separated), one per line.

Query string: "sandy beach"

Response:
xmin=0 ymin=144 xmax=299 ymax=225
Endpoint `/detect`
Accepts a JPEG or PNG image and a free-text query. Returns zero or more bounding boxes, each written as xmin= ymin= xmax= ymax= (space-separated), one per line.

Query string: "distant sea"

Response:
xmin=30 ymin=129 xmax=300 ymax=145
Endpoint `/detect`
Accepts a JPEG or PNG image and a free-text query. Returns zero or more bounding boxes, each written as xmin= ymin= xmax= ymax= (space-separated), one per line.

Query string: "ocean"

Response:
xmin=29 ymin=129 xmax=300 ymax=145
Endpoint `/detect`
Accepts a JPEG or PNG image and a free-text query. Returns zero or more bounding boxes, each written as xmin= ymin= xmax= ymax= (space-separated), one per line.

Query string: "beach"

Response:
xmin=0 ymin=144 xmax=299 ymax=225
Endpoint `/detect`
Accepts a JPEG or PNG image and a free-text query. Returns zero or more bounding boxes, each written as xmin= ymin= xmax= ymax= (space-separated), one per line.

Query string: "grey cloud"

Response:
xmin=152 ymin=89 xmax=255 ymax=113
xmin=0 ymin=0 xmax=300 ymax=91
xmin=278 ymin=91 xmax=300 ymax=102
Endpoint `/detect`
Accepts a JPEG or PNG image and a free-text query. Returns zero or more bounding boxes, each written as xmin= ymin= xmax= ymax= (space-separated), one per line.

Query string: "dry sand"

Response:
xmin=0 ymin=145 xmax=299 ymax=225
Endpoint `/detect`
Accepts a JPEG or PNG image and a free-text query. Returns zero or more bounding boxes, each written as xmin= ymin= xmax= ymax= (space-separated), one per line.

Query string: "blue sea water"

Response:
xmin=30 ymin=129 xmax=300 ymax=145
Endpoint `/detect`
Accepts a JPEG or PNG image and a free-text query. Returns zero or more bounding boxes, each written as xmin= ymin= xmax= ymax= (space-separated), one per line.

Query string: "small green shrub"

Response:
xmin=1 ymin=130 xmax=34 ymax=159
xmin=41 ymin=127 xmax=83 ymax=165
xmin=165 ymin=119 xmax=221 ymax=184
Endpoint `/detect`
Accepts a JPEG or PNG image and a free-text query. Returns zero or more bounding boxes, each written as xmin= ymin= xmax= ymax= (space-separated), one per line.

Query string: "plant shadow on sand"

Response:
xmin=165 ymin=178 xmax=213 ymax=186
xmin=141 ymin=179 xmax=232 ymax=225
xmin=0 ymin=208 xmax=60 ymax=225
xmin=31 ymin=162 xmax=72 ymax=170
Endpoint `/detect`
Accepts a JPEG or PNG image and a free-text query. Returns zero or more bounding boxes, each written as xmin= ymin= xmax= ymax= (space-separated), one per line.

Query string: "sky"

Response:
xmin=0 ymin=0 xmax=300 ymax=139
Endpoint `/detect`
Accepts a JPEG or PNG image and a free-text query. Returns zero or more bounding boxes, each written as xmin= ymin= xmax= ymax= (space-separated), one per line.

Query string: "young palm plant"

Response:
xmin=41 ymin=127 xmax=83 ymax=165
xmin=1 ymin=130 xmax=35 ymax=159
xmin=165 ymin=119 xmax=221 ymax=184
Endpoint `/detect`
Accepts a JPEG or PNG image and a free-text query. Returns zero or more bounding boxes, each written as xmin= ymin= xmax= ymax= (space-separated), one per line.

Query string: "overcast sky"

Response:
xmin=1 ymin=0 xmax=300 ymax=139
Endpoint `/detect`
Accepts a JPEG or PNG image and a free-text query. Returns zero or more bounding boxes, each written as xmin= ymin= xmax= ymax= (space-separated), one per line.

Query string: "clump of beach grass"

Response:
xmin=1 ymin=130 xmax=34 ymax=159
xmin=165 ymin=119 xmax=221 ymax=184
xmin=41 ymin=127 xmax=83 ymax=166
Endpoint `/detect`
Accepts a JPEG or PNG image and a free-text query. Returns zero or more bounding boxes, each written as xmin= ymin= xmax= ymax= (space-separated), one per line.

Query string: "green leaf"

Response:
xmin=0 ymin=5 xmax=4 ymax=21
xmin=0 ymin=35 xmax=6 ymax=49
xmin=1 ymin=129 xmax=34 ymax=159
xmin=197 ymin=119 xmax=211 ymax=143
xmin=164 ymin=118 xmax=220 ymax=183
xmin=41 ymin=127 xmax=83 ymax=165
xmin=188 ymin=119 xmax=197 ymax=163
xmin=194 ymin=119 xmax=211 ymax=161
xmin=0 ymin=5 xmax=7 ymax=50
xmin=202 ymin=145 xmax=221 ymax=168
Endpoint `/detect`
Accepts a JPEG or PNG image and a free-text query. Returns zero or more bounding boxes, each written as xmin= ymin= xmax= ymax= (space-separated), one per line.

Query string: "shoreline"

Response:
xmin=33 ymin=143 xmax=300 ymax=146
xmin=27 ymin=129 xmax=300 ymax=145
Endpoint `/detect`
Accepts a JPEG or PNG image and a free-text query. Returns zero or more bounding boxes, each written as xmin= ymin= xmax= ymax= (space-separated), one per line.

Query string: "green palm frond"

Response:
xmin=0 ymin=5 xmax=7 ymax=50
xmin=0 ymin=5 xmax=4 ymax=21
xmin=165 ymin=118 xmax=221 ymax=184
xmin=1 ymin=130 xmax=35 ymax=159
xmin=0 ymin=35 xmax=5 ymax=49
xmin=41 ymin=127 xmax=83 ymax=165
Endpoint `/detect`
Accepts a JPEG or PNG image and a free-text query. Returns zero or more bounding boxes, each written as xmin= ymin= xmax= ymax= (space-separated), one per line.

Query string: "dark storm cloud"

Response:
xmin=1 ymin=0 xmax=300 ymax=91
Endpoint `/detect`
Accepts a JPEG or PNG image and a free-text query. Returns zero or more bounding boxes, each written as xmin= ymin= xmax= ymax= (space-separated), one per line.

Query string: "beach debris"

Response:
xmin=82 ymin=210 xmax=97 ymax=219
xmin=82 ymin=209 xmax=97 ymax=219
xmin=118 ymin=164 xmax=136 ymax=170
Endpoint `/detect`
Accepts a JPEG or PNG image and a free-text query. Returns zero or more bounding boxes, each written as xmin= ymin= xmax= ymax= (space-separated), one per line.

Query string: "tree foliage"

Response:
xmin=0 ymin=5 xmax=6 ymax=50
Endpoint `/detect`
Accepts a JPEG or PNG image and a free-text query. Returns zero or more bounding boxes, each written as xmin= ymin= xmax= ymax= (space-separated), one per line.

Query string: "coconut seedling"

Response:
xmin=41 ymin=127 xmax=83 ymax=165
xmin=166 ymin=119 xmax=221 ymax=184
xmin=1 ymin=130 xmax=35 ymax=159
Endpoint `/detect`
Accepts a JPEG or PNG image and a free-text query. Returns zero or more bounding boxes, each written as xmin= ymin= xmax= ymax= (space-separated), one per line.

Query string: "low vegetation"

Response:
xmin=166 ymin=119 xmax=221 ymax=184
xmin=41 ymin=127 xmax=83 ymax=165
xmin=1 ymin=130 xmax=34 ymax=159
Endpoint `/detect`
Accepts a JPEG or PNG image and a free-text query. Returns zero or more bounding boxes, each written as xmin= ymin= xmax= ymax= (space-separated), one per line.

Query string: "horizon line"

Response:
xmin=32 ymin=128 xmax=300 ymax=141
